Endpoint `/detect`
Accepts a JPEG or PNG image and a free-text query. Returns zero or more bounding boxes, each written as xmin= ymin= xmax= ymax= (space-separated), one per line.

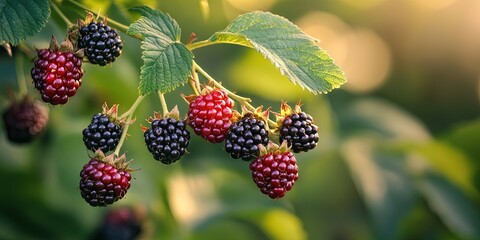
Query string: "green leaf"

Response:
xmin=0 ymin=0 xmax=50 ymax=45
xmin=192 ymin=207 xmax=307 ymax=240
xmin=342 ymin=136 xmax=416 ymax=239
xmin=339 ymin=98 xmax=431 ymax=141
xmin=207 ymin=11 xmax=346 ymax=94
xmin=418 ymin=172 xmax=480 ymax=239
xmin=127 ymin=6 xmax=193 ymax=95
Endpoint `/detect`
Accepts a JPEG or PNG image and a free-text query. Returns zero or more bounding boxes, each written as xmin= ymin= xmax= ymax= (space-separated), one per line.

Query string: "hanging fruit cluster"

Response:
xmin=2 ymin=6 xmax=345 ymax=207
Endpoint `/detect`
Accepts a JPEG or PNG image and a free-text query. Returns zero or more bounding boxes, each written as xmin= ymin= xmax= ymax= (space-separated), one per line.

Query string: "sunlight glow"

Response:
xmin=297 ymin=12 xmax=392 ymax=93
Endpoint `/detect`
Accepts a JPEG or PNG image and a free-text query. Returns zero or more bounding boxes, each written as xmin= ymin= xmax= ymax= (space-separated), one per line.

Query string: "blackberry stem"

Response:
xmin=189 ymin=64 xmax=201 ymax=95
xmin=158 ymin=91 xmax=169 ymax=116
xmin=64 ymin=0 xmax=130 ymax=33
xmin=188 ymin=39 xmax=252 ymax=51
xmin=193 ymin=60 xmax=278 ymax=129
xmin=49 ymin=0 xmax=73 ymax=26
xmin=14 ymin=54 xmax=28 ymax=97
xmin=114 ymin=95 xmax=145 ymax=156
xmin=193 ymin=61 xmax=250 ymax=103
xmin=188 ymin=77 xmax=200 ymax=96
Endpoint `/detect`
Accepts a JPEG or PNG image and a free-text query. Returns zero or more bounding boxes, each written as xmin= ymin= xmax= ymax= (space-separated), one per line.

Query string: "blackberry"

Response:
xmin=91 ymin=207 xmax=142 ymax=240
xmin=2 ymin=97 xmax=49 ymax=143
xmin=186 ymin=89 xmax=234 ymax=143
xmin=225 ymin=113 xmax=269 ymax=161
xmin=80 ymin=152 xmax=132 ymax=207
xmin=79 ymin=21 xmax=123 ymax=66
xmin=279 ymin=112 xmax=319 ymax=153
xmin=250 ymin=142 xmax=298 ymax=199
xmin=83 ymin=113 xmax=122 ymax=153
xmin=144 ymin=116 xmax=190 ymax=164
xmin=31 ymin=38 xmax=83 ymax=105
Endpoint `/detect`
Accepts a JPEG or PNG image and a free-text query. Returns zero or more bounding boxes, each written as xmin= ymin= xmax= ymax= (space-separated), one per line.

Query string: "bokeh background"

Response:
xmin=1 ymin=0 xmax=480 ymax=239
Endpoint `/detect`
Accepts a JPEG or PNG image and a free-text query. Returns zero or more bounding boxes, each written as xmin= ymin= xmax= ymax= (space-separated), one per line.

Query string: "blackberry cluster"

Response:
xmin=2 ymin=98 xmax=49 ymax=143
xmin=80 ymin=157 xmax=131 ymax=207
xmin=31 ymin=49 xmax=83 ymax=105
xmin=83 ymin=113 xmax=122 ymax=153
xmin=144 ymin=117 xmax=190 ymax=164
xmin=279 ymin=112 xmax=319 ymax=153
xmin=79 ymin=21 xmax=123 ymax=66
xmin=250 ymin=150 xmax=298 ymax=199
xmin=225 ymin=113 xmax=269 ymax=161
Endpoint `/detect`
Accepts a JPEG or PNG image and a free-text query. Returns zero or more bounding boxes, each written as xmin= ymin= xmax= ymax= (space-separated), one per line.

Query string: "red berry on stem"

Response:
xmin=250 ymin=142 xmax=299 ymax=199
xmin=31 ymin=37 xmax=83 ymax=105
xmin=186 ymin=88 xmax=234 ymax=143
xmin=80 ymin=151 xmax=133 ymax=207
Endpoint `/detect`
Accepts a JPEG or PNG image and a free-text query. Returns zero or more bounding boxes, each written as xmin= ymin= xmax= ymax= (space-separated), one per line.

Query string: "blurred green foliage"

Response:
xmin=1 ymin=0 xmax=479 ymax=239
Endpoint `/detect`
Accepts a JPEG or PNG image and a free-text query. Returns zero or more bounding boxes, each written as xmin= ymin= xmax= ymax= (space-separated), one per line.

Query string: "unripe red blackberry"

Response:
xmin=225 ymin=112 xmax=269 ymax=161
xmin=31 ymin=37 xmax=83 ymax=105
xmin=80 ymin=151 xmax=133 ymax=207
xmin=186 ymin=88 xmax=234 ymax=143
xmin=2 ymin=97 xmax=48 ymax=143
xmin=277 ymin=102 xmax=319 ymax=153
xmin=250 ymin=142 xmax=298 ymax=199
xmin=143 ymin=109 xmax=190 ymax=164
xmin=78 ymin=19 xmax=123 ymax=66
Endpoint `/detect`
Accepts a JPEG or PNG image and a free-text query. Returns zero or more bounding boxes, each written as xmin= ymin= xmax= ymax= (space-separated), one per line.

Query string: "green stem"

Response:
xmin=50 ymin=0 xmax=73 ymax=26
xmin=15 ymin=54 xmax=28 ymax=97
xmin=189 ymin=64 xmax=201 ymax=95
xmin=64 ymin=0 xmax=129 ymax=32
xmin=158 ymin=91 xmax=169 ymax=116
xmin=114 ymin=95 xmax=145 ymax=156
xmin=18 ymin=43 xmax=35 ymax=59
xmin=188 ymin=78 xmax=200 ymax=96
xmin=193 ymin=61 xmax=251 ymax=103
xmin=188 ymin=39 xmax=252 ymax=51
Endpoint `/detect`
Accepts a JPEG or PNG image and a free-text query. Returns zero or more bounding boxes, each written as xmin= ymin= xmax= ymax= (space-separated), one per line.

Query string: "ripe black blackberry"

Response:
xmin=144 ymin=110 xmax=190 ymax=164
xmin=225 ymin=112 xmax=269 ymax=161
xmin=2 ymin=97 xmax=48 ymax=143
xmin=78 ymin=20 xmax=123 ymax=66
xmin=277 ymin=102 xmax=319 ymax=153
xmin=83 ymin=104 xmax=123 ymax=153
